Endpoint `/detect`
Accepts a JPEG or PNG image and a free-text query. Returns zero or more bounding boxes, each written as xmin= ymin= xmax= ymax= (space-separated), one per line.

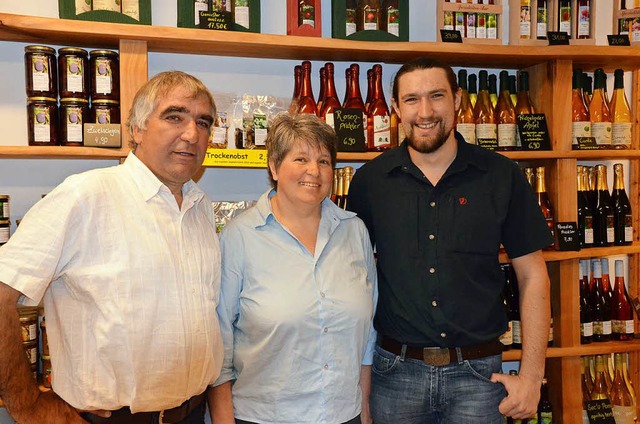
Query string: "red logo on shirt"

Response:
xmin=459 ymin=197 xmax=467 ymax=205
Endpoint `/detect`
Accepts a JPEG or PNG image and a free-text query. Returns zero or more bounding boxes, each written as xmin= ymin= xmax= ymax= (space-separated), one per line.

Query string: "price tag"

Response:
xmin=517 ymin=114 xmax=551 ymax=150
xmin=440 ymin=29 xmax=463 ymax=43
xmin=577 ymin=136 xmax=599 ymax=150
xmin=198 ymin=10 xmax=233 ymax=31
xmin=585 ymin=399 xmax=616 ymax=424
xmin=547 ymin=31 xmax=570 ymax=45
xmin=83 ymin=124 xmax=121 ymax=148
xmin=555 ymin=222 xmax=580 ymax=251
xmin=333 ymin=108 xmax=367 ymax=152
xmin=203 ymin=148 xmax=267 ymax=168
xmin=477 ymin=138 xmax=497 ymax=150
xmin=608 ymin=34 xmax=631 ymax=46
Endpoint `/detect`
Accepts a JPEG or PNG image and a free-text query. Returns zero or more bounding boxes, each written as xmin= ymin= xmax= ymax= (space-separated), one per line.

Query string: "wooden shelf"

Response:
xmin=0 ymin=146 xmax=127 ymax=160
xmin=503 ymin=340 xmax=640 ymax=361
xmin=2 ymin=13 xmax=640 ymax=70
xmin=499 ymin=243 xmax=640 ymax=263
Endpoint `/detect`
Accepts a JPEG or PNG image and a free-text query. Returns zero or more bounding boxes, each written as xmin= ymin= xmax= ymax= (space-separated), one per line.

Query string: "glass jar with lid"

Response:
xmin=90 ymin=99 xmax=120 ymax=124
xmin=89 ymin=49 xmax=120 ymax=101
xmin=60 ymin=98 xmax=89 ymax=146
xmin=58 ymin=47 xmax=89 ymax=99
xmin=24 ymin=45 xmax=58 ymax=98
xmin=27 ymin=97 xmax=59 ymax=146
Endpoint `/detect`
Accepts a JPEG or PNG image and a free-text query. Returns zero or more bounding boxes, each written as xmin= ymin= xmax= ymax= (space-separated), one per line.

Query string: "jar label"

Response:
xmin=95 ymin=59 xmax=113 ymax=95
xmin=33 ymin=106 xmax=51 ymax=142
xmin=96 ymin=109 xmax=112 ymax=125
xmin=65 ymin=106 xmax=84 ymax=143
xmin=66 ymin=57 xmax=84 ymax=93
xmin=31 ymin=54 xmax=50 ymax=92
xmin=373 ymin=115 xmax=391 ymax=148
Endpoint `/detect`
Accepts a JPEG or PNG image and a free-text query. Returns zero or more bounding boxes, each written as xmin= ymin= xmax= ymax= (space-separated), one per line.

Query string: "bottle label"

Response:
xmin=584 ymin=215 xmax=594 ymax=244
xmin=65 ymin=106 xmax=84 ymax=143
xmin=498 ymin=123 xmax=517 ymax=147
xmin=443 ymin=11 xmax=454 ymax=31
xmin=346 ymin=7 xmax=357 ymax=36
xmin=559 ymin=6 xmax=571 ymax=35
xmin=31 ymin=54 xmax=50 ymax=92
xmin=94 ymin=59 xmax=113 ymax=95
xmin=457 ymin=123 xmax=476 ymax=144
xmin=476 ymin=123 xmax=497 ymax=141
xmin=33 ymin=106 xmax=51 ymax=142
xmin=548 ymin=317 xmax=553 ymax=342
xmin=613 ymin=319 xmax=635 ymax=334
xmin=235 ymin=5 xmax=250 ymax=29
xmin=325 ymin=112 xmax=335 ymax=129
xmin=194 ymin=0 xmax=208 ymax=25
xmin=373 ymin=115 xmax=391 ymax=148
xmin=572 ymin=121 xmax=591 ymax=146
xmin=121 ymin=0 xmax=140 ymax=21
xmin=592 ymin=122 xmax=612 ymax=146
xmin=387 ymin=8 xmax=400 ymax=36
xmin=466 ymin=13 xmax=476 ymax=38
xmin=625 ymin=319 xmax=634 ymax=334
xmin=537 ymin=21 xmax=547 ymax=38
xmin=578 ymin=5 xmax=590 ymax=37
xmin=539 ymin=411 xmax=552 ymax=424
xmin=612 ymin=405 xmax=635 ymax=424
xmin=582 ymin=409 xmax=590 ymax=424
xmin=476 ymin=13 xmax=486 ymax=38
xmin=487 ymin=14 xmax=497 ymax=39
xmin=607 ymin=214 xmax=615 ymax=243
xmin=594 ymin=320 xmax=613 ymax=336
xmin=66 ymin=57 xmax=84 ymax=93
xmin=512 ymin=320 xmax=522 ymax=344
xmin=0 ymin=227 xmax=9 ymax=243
xmin=520 ymin=5 xmax=531 ymax=38
xmin=581 ymin=321 xmax=593 ymax=337
xmin=625 ymin=215 xmax=633 ymax=242
xmin=93 ymin=0 xmax=120 ymax=12
xmin=300 ymin=4 xmax=315 ymax=27
xmin=364 ymin=8 xmax=379 ymax=31
xmin=612 ymin=122 xmax=632 ymax=147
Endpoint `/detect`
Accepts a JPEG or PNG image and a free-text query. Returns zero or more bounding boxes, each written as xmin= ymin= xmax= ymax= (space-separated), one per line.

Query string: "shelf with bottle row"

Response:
xmin=2 ymin=13 xmax=640 ymax=71
xmin=0 ymin=145 xmax=128 ymax=160
xmin=499 ymin=242 xmax=640 ymax=263
xmin=503 ymin=340 xmax=640 ymax=362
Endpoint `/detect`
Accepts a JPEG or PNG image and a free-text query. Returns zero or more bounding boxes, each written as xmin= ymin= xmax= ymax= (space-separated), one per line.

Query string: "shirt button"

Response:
xmin=320 ymin=292 xmax=326 ymax=298
xmin=440 ymin=332 xmax=447 ymax=338
xmin=323 ymin=364 xmax=329 ymax=370
xmin=430 ymin=201 xmax=436 ymax=207
xmin=429 ymin=234 xmax=435 ymax=240
xmin=429 ymin=267 xmax=436 ymax=274
xmin=323 ymin=327 xmax=328 ymax=333
xmin=431 ymin=300 xmax=438 ymax=307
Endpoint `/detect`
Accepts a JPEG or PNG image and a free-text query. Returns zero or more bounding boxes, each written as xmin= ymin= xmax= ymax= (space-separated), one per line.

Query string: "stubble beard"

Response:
xmin=405 ymin=121 xmax=452 ymax=154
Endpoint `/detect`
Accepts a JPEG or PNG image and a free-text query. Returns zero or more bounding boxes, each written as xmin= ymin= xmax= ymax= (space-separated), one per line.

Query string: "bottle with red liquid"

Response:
xmin=343 ymin=63 xmax=368 ymax=146
xmin=591 ymin=259 xmax=612 ymax=342
xmin=316 ymin=65 xmax=326 ymax=116
xmin=319 ymin=63 xmax=341 ymax=130
xmin=297 ymin=61 xmax=317 ymax=115
xmin=612 ymin=259 xmax=634 ymax=341
xmin=367 ymin=64 xmax=392 ymax=151
xmin=535 ymin=166 xmax=555 ymax=249
xmin=288 ymin=64 xmax=302 ymax=114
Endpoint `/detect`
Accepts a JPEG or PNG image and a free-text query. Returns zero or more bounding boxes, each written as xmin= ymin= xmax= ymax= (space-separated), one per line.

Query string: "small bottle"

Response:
xmin=456 ymin=69 xmax=476 ymax=145
xmin=474 ymin=70 xmax=497 ymax=147
xmin=558 ymin=0 xmax=572 ymax=37
xmin=536 ymin=0 xmax=548 ymax=40
xmin=576 ymin=0 xmax=591 ymax=39
xmin=571 ymin=68 xmax=591 ymax=149
xmin=590 ymin=69 xmax=612 ymax=149
xmin=288 ymin=65 xmax=302 ymax=114
xmin=579 ymin=259 xmax=593 ymax=344
xmin=591 ymin=260 xmax=612 ymax=342
xmin=297 ymin=61 xmax=317 ymax=115
xmin=612 ymin=260 xmax=634 ymax=341
xmin=593 ymin=164 xmax=615 ymax=247
xmin=519 ymin=0 xmax=531 ymax=40
xmin=611 ymin=352 xmax=635 ymax=423
xmin=610 ymin=69 xmax=632 ymax=149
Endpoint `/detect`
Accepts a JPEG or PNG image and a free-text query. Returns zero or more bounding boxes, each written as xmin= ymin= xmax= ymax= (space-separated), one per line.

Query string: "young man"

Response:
xmin=348 ymin=57 xmax=553 ymax=423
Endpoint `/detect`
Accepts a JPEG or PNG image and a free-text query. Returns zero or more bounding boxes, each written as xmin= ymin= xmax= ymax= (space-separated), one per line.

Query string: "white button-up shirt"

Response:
xmin=0 ymin=153 xmax=223 ymax=413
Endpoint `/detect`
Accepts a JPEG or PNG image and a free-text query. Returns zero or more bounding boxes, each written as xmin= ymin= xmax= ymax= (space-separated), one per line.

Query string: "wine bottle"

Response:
xmin=579 ymin=259 xmax=593 ymax=344
xmin=298 ymin=0 xmax=316 ymax=27
xmin=342 ymin=67 xmax=352 ymax=107
xmin=364 ymin=68 xmax=374 ymax=113
xmin=345 ymin=0 xmax=357 ymax=36
xmin=520 ymin=0 xmax=531 ymax=39
xmin=488 ymin=73 xmax=498 ymax=108
xmin=316 ymin=66 xmax=326 ymax=116
xmin=509 ymin=74 xmax=518 ymax=107
xmin=587 ymin=165 xmax=598 ymax=213
xmin=612 ymin=163 xmax=633 ymax=245
xmin=590 ymin=69 xmax=612 ymax=149
xmin=537 ymin=377 xmax=553 ymax=423
xmin=344 ymin=64 xmax=368 ymax=146
xmin=536 ymin=0 xmax=548 ymax=40
xmin=524 ymin=167 xmax=535 ymax=188
xmin=330 ymin=169 xmax=338 ymax=204
xmin=382 ymin=0 xmax=400 ymax=37
xmin=621 ymin=352 xmax=638 ymax=420
xmin=297 ymin=61 xmax=318 ymax=115
xmin=611 ymin=352 xmax=635 ymax=423
xmin=591 ymin=260 xmax=612 ymax=342
xmin=469 ymin=73 xmax=478 ymax=108
xmin=357 ymin=0 xmax=381 ymax=32
xmin=583 ymin=73 xmax=593 ymax=105
xmin=335 ymin=168 xmax=345 ymax=208
xmin=535 ymin=166 xmax=555 ymax=247
xmin=342 ymin=166 xmax=353 ymax=210
xmin=319 ymin=63 xmax=341 ymax=130
xmin=584 ymin=355 xmax=594 ymax=394
xmin=232 ymin=0 xmax=250 ymax=30
xmin=456 ymin=69 xmax=476 ymax=145
xmin=601 ymin=257 xmax=612 ymax=301
xmin=577 ymin=166 xmax=594 ymax=248
xmin=593 ymin=164 xmax=615 ymax=246
xmin=474 ymin=70 xmax=497 ymax=147
xmin=558 ymin=0 xmax=572 ymax=37
xmin=612 ymin=259 xmax=634 ymax=341
xmin=367 ymin=64 xmax=392 ymax=152
xmin=582 ymin=356 xmax=592 ymax=422
xmin=576 ymin=0 xmax=591 ymax=39
xmin=610 ymin=69 xmax=633 ymax=149
xmin=476 ymin=0 xmax=487 ymax=39
xmin=496 ymin=71 xmax=517 ymax=151
xmin=572 ymin=68 xmax=591 ymax=150
xmin=591 ymin=355 xmax=610 ymax=399
xmin=515 ymin=71 xmax=535 ymax=115
xmin=289 ymin=64 xmax=302 ymax=114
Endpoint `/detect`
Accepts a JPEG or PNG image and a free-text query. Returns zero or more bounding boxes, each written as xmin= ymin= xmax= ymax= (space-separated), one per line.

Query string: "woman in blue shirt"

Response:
xmin=208 ymin=113 xmax=377 ymax=424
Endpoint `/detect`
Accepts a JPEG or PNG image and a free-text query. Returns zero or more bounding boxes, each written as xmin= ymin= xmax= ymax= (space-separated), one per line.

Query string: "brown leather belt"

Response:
xmin=380 ymin=336 xmax=503 ymax=367
xmin=82 ymin=391 xmax=206 ymax=424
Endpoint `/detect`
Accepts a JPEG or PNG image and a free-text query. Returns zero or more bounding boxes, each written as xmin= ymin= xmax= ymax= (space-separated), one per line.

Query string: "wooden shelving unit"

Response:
xmin=1 ymin=12 xmax=639 ymax=423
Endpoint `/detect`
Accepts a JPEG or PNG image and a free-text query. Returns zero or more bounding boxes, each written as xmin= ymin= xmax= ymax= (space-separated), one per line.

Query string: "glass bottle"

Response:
xmin=331 ymin=169 xmax=338 ymax=204
xmin=515 ymin=71 xmax=535 ymax=115
xmin=612 ymin=259 xmax=634 ymax=341
xmin=520 ymin=0 xmax=531 ymax=40
xmin=342 ymin=67 xmax=352 ymax=107
xmin=576 ymin=0 xmax=591 ymax=39
xmin=335 ymin=168 xmax=345 ymax=208
xmin=456 ymin=69 xmax=476 ymax=145
xmin=582 ymin=356 xmax=592 ymax=423
xmin=345 ymin=0 xmax=357 ymax=36
xmin=591 ymin=355 xmax=610 ymax=400
xmin=577 ymin=166 xmax=594 ymax=248
xmin=289 ymin=64 xmax=302 ymax=114
xmin=367 ymin=64 xmax=392 ymax=152
xmin=319 ymin=63 xmax=341 ymax=130
xmin=535 ymin=166 xmax=555 ymax=248
xmin=610 ymin=69 xmax=632 ymax=149
xmin=612 ymin=163 xmax=633 ymax=245
xmin=465 ymin=2 xmax=476 ymax=39
xmin=590 ymin=69 xmax=612 ymax=149
xmin=469 ymin=73 xmax=478 ymax=108
xmin=486 ymin=0 xmax=498 ymax=39
xmin=587 ymin=165 xmax=598 ymax=214
xmin=382 ymin=0 xmax=400 ymax=36
xmin=558 ymin=0 xmax=572 ymax=37
xmin=488 ymin=73 xmax=498 ymax=108
xmin=342 ymin=166 xmax=353 ymax=210
xmin=593 ymin=164 xmax=615 ymax=246
xmin=579 ymin=259 xmax=593 ymax=344
xmin=583 ymin=73 xmax=593 ymax=105
xmin=611 ymin=352 xmax=635 ymax=423
xmin=509 ymin=74 xmax=518 ymax=107
xmin=538 ymin=377 xmax=552 ymax=423
xmin=536 ymin=0 xmax=548 ymax=40
xmin=476 ymin=0 xmax=487 ymax=39
xmin=602 ymin=258 xmax=612 ymax=299
xmin=591 ymin=260 xmax=612 ymax=342
xmin=584 ymin=355 xmax=594 ymax=394
xmin=364 ymin=68 xmax=374 ymax=113
xmin=496 ymin=70 xmax=517 ymax=151
xmin=622 ymin=352 xmax=638 ymax=420
xmin=316 ymin=65 xmax=326 ymax=116
xmin=343 ymin=64 xmax=368 ymax=145
xmin=474 ymin=70 xmax=497 ymax=147
xmin=572 ymin=68 xmax=591 ymax=149
xmin=357 ymin=0 xmax=381 ymax=32
xmin=298 ymin=0 xmax=316 ymax=27
xmin=297 ymin=61 xmax=318 ymax=115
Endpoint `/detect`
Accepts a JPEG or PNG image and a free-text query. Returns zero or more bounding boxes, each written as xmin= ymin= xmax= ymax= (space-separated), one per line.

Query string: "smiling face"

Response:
xmin=132 ymin=86 xmax=214 ymax=194
xmin=392 ymin=67 xmax=461 ymax=155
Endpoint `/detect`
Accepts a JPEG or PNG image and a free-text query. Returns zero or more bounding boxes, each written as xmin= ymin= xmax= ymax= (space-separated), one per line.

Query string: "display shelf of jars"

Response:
xmin=0 ymin=145 xmax=128 ymax=160
xmin=503 ymin=340 xmax=640 ymax=362
xmin=2 ymin=13 xmax=640 ymax=70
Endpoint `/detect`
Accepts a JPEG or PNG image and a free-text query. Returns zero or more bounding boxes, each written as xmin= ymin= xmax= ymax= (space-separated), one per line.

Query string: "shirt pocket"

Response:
xmin=373 ymin=192 xmax=419 ymax=258
xmin=446 ymin=190 xmax=503 ymax=256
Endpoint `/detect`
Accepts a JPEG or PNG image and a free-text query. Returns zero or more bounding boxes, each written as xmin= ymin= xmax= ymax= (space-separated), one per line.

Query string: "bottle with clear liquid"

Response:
xmin=367 ymin=64 xmax=391 ymax=152
xmin=572 ymin=68 xmax=591 ymax=149
xmin=593 ymin=164 xmax=615 ymax=246
xmin=612 ymin=163 xmax=633 ymax=245
xmin=319 ymin=63 xmax=341 ymax=130
xmin=474 ymin=70 xmax=497 ymax=147
xmin=591 ymin=260 xmax=612 ymax=342
xmin=496 ymin=70 xmax=517 ymax=150
xmin=579 ymin=259 xmax=593 ymax=344
xmin=591 ymin=354 xmax=610 ymax=400
xmin=612 ymin=259 xmax=634 ymax=340
xmin=611 ymin=352 xmax=635 ymax=423
xmin=610 ymin=69 xmax=632 ymax=149
xmin=457 ymin=69 xmax=476 ymax=145
xmin=590 ymin=68 xmax=612 ymax=149
xmin=577 ymin=166 xmax=594 ymax=248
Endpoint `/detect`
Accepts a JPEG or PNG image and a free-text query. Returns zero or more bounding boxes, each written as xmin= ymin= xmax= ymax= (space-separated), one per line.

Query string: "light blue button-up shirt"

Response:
xmin=214 ymin=189 xmax=378 ymax=424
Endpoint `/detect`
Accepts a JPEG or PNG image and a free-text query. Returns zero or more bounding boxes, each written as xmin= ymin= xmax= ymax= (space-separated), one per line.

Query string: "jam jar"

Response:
xmin=89 ymin=49 xmax=120 ymax=101
xmin=58 ymin=47 xmax=89 ymax=99
xmin=27 ymin=97 xmax=59 ymax=146
xmin=90 ymin=99 xmax=120 ymax=124
xmin=24 ymin=45 xmax=57 ymax=98
xmin=60 ymin=98 xmax=89 ymax=146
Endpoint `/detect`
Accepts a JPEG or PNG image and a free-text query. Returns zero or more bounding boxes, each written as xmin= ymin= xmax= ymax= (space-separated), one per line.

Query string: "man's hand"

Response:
xmin=11 ymin=390 xmax=90 ymax=424
xmin=491 ymin=372 xmax=540 ymax=419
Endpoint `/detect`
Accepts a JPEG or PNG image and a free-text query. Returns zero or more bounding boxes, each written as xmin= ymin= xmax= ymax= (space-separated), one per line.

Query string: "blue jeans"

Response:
xmin=370 ymin=345 xmax=506 ymax=424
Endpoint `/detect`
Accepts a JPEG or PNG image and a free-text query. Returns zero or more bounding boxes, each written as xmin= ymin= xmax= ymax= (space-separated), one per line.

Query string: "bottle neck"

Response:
xmin=300 ymin=64 xmax=314 ymax=99
xmin=596 ymin=167 xmax=609 ymax=192
xmin=325 ymin=68 xmax=338 ymax=99
xmin=535 ymin=170 xmax=546 ymax=194
xmin=613 ymin=165 xmax=625 ymax=190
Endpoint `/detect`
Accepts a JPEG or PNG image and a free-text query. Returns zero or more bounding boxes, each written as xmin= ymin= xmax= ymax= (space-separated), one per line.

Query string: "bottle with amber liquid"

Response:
xmin=298 ymin=0 xmax=316 ymax=27
xmin=612 ymin=260 xmax=634 ymax=341
xmin=591 ymin=355 xmax=610 ymax=400
xmin=577 ymin=166 xmax=594 ymax=248
xmin=367 ymin=64 xmax=392 ymax=152
xmin=579 ymin=259 xmax=593 ymax=344
xmin=612 ymin=163 xmax=633 ymax=245
xmin=474 ymin=70 xmax=497 ymax=147
xmin=572 ymin=68 xmax=591 ymax=150
xmin=591 ymin=260 xmax=612 ymax=342
xmin=611 ymin=352 xmax=635 ymax=423
xmin=495 ymin=70 xmax=517 ymax=151
xmin=590 ymin=69 xmax=612 ymax=149
xmin=468 ymin=73 xmax=478 ymax=108
xmin=581 ymin=356 xmax=592 ymax=422
xmin=344 ymin=64 xmax=368 ymax=146
xmin=593 ymin=164 xmax=615 ymax=246
xmin=515 ymin=71 xmax=535 ymax=115
xmin=357 ymin=0 xmax=381 ymax=32
xmin=535 ymin=166 xmax=554 ymax=248
xmin=508 ymin=74 xmax=518 ymax=107
xmin=382 ymin=0 xmax=399 ymax=36
xmin=583 ymin=72 xmax=593 ymax=105
xmin=297 ymin=61 xmax=317 ymax=115
xmin=316 ymin=66 xmax=326 ymax=116
xmin=610 ymin=69 xmax=632 ymax=149
xmin=601 ymin=258 xmax=612 ymax=300
xmin=488 ymin=74 xmax=498 ymax=108
xmin=289 ymin=64 xmax=302 ymax=114
xmin=456 ymin=69 xmax=476 ymax=145
xmin=622 ymin=352 xmax=638 ymax=419
xmin=319 ymin=63 xmax=341 ymax=130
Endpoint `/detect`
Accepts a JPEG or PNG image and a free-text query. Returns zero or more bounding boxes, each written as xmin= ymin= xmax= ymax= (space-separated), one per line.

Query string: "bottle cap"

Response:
xmin=615 ymin=259 xmax=624 ymax=277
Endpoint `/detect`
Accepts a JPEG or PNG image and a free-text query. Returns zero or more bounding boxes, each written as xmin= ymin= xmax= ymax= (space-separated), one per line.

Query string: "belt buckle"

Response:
xmin=422 ymin=347 xmax=450 ymax=366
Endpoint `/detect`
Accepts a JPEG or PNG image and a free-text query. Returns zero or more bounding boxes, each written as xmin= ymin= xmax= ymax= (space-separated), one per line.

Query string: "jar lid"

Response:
xmin=92 ymin=99 xmax=120 ymax=106
xmin=25 ymin=45 xmax=55 ymax=54
xmin=90 ymin=49 xmax=119 ymax=58
xmin=0 ymin=195 xmax=9 ymax=200
xmin=60 ymin=98 xmax=89 ymax=104
xmin=27 ymin=97 xmax=58 ymax=103
xmin=58 ymin=47 xmax=88 ymax=55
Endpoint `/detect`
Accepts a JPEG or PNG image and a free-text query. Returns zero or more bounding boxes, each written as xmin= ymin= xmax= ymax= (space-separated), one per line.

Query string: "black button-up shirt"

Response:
xmin=348 ymin=134 xmax=553 ymax=347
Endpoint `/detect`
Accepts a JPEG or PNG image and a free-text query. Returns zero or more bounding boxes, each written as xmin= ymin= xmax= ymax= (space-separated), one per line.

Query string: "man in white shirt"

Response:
xmin=0 ymin=71 xmax=223 ymax=424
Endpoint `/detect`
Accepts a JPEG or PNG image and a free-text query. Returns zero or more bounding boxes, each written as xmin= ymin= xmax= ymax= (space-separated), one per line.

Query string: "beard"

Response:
xmin=405 ymin=120 xmax=452 ymax=154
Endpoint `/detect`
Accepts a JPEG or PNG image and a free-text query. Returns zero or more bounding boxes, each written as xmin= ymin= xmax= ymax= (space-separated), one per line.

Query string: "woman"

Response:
xmin=209 ymin=113 xmax=377 ymax=424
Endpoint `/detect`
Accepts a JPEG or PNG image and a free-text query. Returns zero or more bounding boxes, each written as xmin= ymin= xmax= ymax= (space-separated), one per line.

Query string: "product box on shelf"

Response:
xmin=177 ymin=0 xmax=261 ymax=33
xmin=287 ymin=0 xmax=322 ymax=37
xmin=614 ymin=0 xmax=640 ymax=45
xmin=436 ymin=0 xmax=502 ymax=45
xmin=508 ymin=0 xmax=554 ymax=45
xmin=331 ymin=0 xmax=409 ymax=42
xmin=58 ymin=0 xmax=151 ymax=25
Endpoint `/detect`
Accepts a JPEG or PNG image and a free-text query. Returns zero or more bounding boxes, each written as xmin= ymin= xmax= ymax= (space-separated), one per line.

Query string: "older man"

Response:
xmin=0 ymin=71 xmax=223 ymax=424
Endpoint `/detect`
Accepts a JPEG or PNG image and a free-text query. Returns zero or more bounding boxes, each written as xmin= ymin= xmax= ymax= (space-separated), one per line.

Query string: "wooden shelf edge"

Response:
xmin=499 ymin=242 xmax=640 ymax=263
xmin=503 ymin=340 xmax=640 ymax=361
xmin=0 ymin=146 xmax=128 ymax=160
